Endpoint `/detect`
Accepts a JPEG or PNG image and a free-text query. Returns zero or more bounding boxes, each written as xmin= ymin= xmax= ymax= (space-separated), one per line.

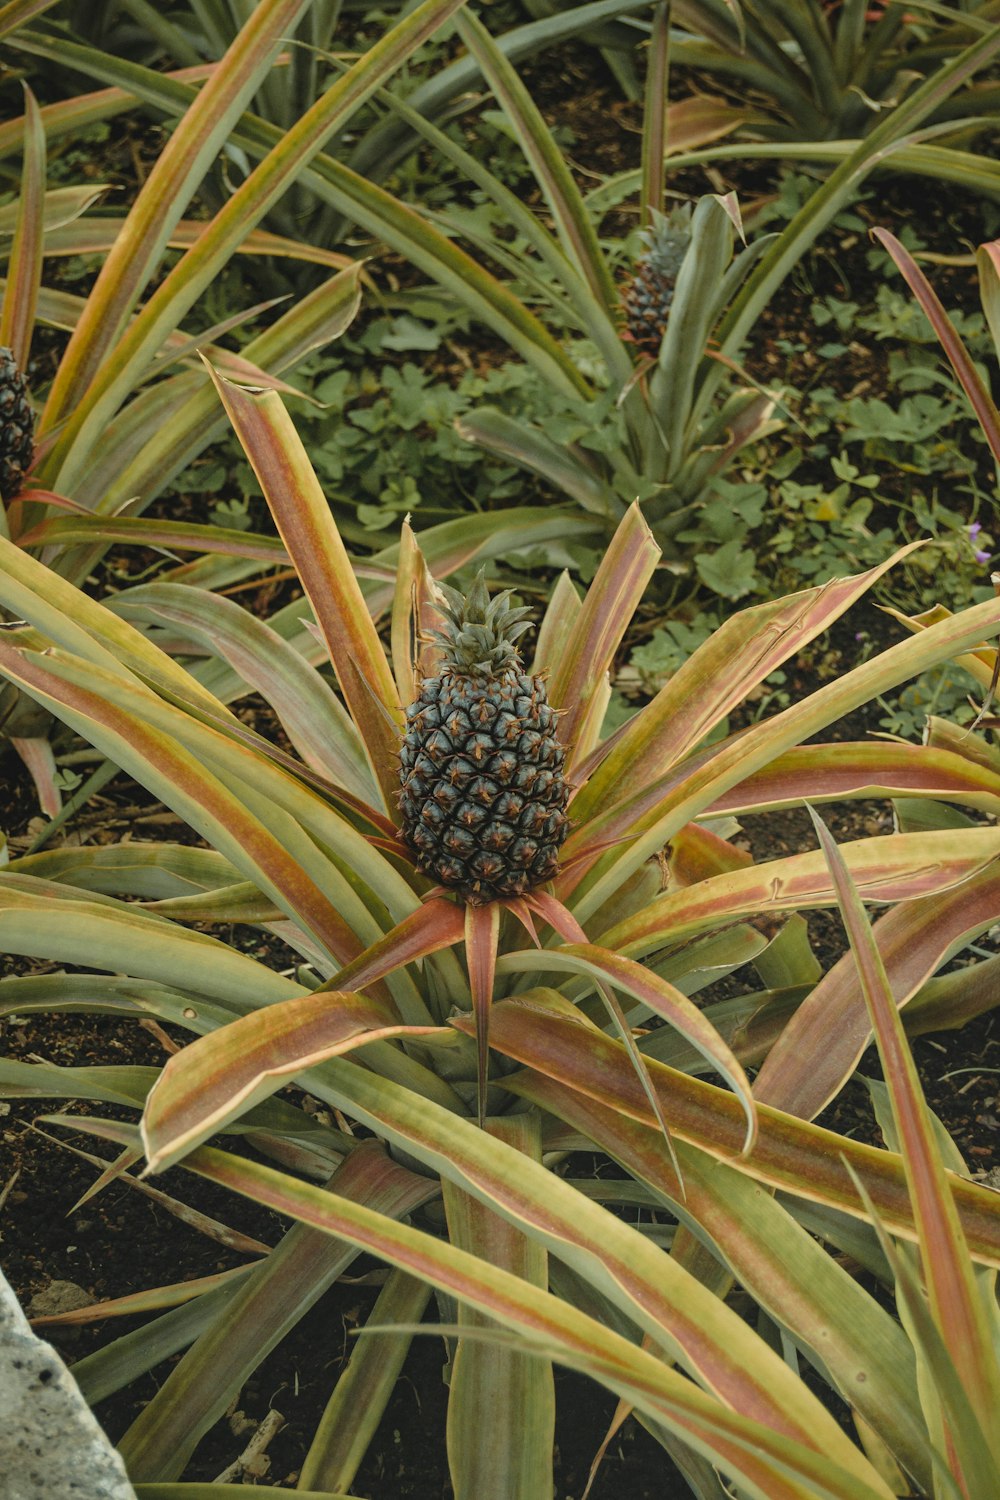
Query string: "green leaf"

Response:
xmin=456 ymin=408 xmax=620 ymax=518
xmin=9 ymin=33 xmax=590 ymax=400
xmin=694 ymin=536 xmax=758 ymax=600
xmin=516 ymin=1073 xmax=933 ymax=1492
xmin=599 ymin=827 xmax=1000 ymax=960
xmin=478 ymin=997 xmax=1000 ymax=1266
xmin=135 ymin=1488 xmax=356 ymax=1499
xmin=207 ymin=374 xmax=404 ymax=812
xmin=877 ymin=226 xmax=1000 ymax=467
xmin=118 ymin=1142 xmax=437 ymax=1482
xmin=0 ymin=85 xmax=44 ymax=369
xmin=0 ymin=646 xmax=377 ymax=968
xmin=68 ymin=1115 xmax=894 ymax=1500
xmin=297 ymin=1268 xmax=432 ymax=1494
xmin=809 ymin=808 xmax=1000 ymax=1466
xmin=567 ymin=574 xmax=1000 ymax=920
xmin=455 ymin=9 xmax=618 ymax=314
xmin=545 ymin=503 xmax=659 ymax=771
xmin=754 ymin=858 xmax=1000 ymax=1123
xmin=0 ymin=0 xmax=61 ymax=39
xmin=141 ymin=992 xmax=443 ymax=1172
xmin=497 ymin=939 xmax=756 ymax=1152
xmin=39 ymin=0 xmax=312 ymax=445
xmin=443 ymin=1114 xmax=555 ymax=1500
xmin=112 ymin=582 xmax=377 ymax=805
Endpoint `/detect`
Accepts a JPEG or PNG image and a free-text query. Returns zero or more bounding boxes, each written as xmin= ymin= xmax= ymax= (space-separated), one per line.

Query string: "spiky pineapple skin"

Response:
xmin=622 ymin=265 xmax=679 ymax=355
xmin=621 ymin=208 xmax=692 ymax=357
xmin=399 ymin=666 xmax=569 ymax=906
xmin=0 ymin=347 xmax=34 ymax=503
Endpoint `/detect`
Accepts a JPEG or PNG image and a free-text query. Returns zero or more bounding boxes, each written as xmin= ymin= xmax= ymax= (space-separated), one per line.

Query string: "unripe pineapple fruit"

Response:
xmin=621 ymin=205 xmax=693 ymax=356
xmin=399 ymin=572 xmax=569 ymax=906
xmin=0 ymin=347 xmax=34 ymax=502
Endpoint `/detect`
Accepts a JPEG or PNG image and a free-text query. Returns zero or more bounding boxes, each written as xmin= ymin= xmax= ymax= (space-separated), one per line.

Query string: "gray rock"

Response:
xmin=26 ymin=1280 xmax=95 ymax=1319
xmin=0 ymin=1269 xmax=136 ymax=1499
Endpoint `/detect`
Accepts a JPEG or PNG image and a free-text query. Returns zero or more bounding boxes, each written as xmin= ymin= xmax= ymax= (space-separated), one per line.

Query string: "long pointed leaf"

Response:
xmin=297 ymin=1268 xmax=432 ymax=1493
xmin=522 ymin=889 xmax=685 ymax=1179
xmin=472 ymin=997 xmax=1000 ymax=1265
xmin=499 ymin=939 xmax=756 ymax=1151
xmin=455 ymin=8 xmax=618 ymax=313
xmin=443 ymin=1113 xmax=555 ymax=1500
xmin=598 ymin=827 xmax=1000 ymax=958
xmin=465 ymin=901 xmax=500 ymax=1128
xmin=113 ymin=582 xmax=377 ymax=804
xmin=0 ymin=530 xmax=232 ymax=714
xmin=76 ymin=1115 xmax=893 ymax=1500
xmin=0 ymin=0 xmax=60 ymax=38
xmin=39 ymin=0 xmax=310 ymax=438
xmin=43 ymin=0 xmax=470 ymax=492
xmin=9 ymin=34 xmax=590 ymax=400
xmin=569 ymin=546 xmax=920 ymax=826
xmin=118 ymin=1142 xmax=437 ymax=1482
xmin=811 ymin=809 xmax=1000 ymax=1463
xmin=208 ymin=374 xmax=403 ymax=811
xmin=875 ymin=225 xmax=1000 ymax=465
xmin=546 ymin=502 xmax=659 ymax=770
xmin=0 ymin=644 xmax=369 ymax=967
xmin=755 ymin=859 xmax=1000 ymax=1121
xmin=0 ymin=85 xmax=44 ymax=368
xmin=516 ymin=1071 xmax=934 ymax=1492
xmin=708 ymin=22 xmax=1000 ymax=420
xmin=568 ymin=584 xmax=1000 ymax=919
xmin=34 ymin=216 xmax=354 ymax=269
xmin=707 ymin=740 xmax=1000 ymax=817
xmin=141 ymin=991 xmax=444 ymax=1170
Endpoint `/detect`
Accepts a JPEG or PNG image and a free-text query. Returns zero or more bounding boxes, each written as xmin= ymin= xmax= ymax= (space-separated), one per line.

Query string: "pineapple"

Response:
xmin=398 ymin=571 xmax=570 ymax=906
xmin=0 ymin=347 xmax=34 ymax=503
xmin=621 ymin=205 xmax=693 ymax=357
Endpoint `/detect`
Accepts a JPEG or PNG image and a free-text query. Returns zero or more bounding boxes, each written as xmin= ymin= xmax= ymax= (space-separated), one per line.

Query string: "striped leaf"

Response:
xmin=208 ymin=374 xmax=403 ymax=811
xmin=811 ymin=809 xmax=1000 ymax=1473
xmin=0 ymin=85 xmax=44 ymax=368
xmin=39 ymin=0 xmax=311 ymax=441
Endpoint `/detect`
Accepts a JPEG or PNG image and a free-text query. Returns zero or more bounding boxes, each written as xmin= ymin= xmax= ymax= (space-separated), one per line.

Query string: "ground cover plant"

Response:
xmin=3 ymin=2 xmax=1000 ymax=1497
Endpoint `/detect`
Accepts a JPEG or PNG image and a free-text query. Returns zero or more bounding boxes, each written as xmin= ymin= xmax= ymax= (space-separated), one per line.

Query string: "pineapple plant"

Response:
xmin=5 ymin=374 xmax=1000 ymax=1498
xmin=621 ymin=204 xmax=693 ymax=356
xmin=399 ymin=571 xmax=569 ymax=904
xmin=0 ymin=346 xmax=34 ymax=502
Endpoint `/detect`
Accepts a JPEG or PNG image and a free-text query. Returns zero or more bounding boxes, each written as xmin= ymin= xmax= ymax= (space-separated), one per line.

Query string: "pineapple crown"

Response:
xmin=431 ymin=568 xmax=532 ymax=677
xmin=636 ymin=204 xmax=693 ymax=279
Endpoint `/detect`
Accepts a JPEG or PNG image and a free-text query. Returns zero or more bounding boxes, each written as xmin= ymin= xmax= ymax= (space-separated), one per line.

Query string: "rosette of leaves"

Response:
xmin=3 ymin=374 xmax=1000 ymax=1495
xmin=0 ymin=0 xmax=471 ymax=809
xmin=666 ymin=0 xmax=1000 ymax=146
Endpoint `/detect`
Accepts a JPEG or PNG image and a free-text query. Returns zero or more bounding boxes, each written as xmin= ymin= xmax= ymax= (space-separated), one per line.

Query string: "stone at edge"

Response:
xmin=0 ymin=1269 xmax=136 ymax=1500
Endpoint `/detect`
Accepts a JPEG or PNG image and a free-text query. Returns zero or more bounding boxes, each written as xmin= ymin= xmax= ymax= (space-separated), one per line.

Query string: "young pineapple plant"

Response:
xmin=0 ymin=346 xmax=34 ymax=502
xmin=621 ymin=205 xmax=693 ymax=356
xmin=399 ymin=572 xmax=569 ymax=904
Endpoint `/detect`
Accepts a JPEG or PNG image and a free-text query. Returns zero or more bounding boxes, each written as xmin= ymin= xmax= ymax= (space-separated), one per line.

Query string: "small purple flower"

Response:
xmin=969 ymin=521 xmax=983 ymax=540
xmin=975 ymin=547 xmax=992 ymax=565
